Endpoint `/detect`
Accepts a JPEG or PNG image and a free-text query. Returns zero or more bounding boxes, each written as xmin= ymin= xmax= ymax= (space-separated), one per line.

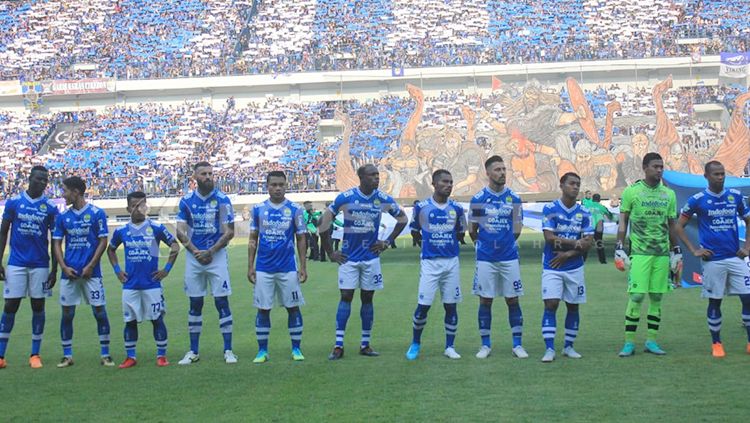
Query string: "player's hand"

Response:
xmin=411 ymin=231 xmax=422 ymax=247
xmin=614 ymin=242 xmax=630 ymax=272
xmin=115 ymin=270 xmax=128 ymax=283
xmin=152 ymin=269 xmax=168 ymax=282
xmin=330 ymin=250 xmax=347 ymax=265
xmin=549 ymin=251 xmax=573 ymax=269
xmin=298 ymin=268 xmax=307 ymax=283
xmin=737 ymin=248 xmax=749 ymax=259
xmin=369 ymin=240 xmax=390 ymax=255
xmin=194 ymin=250 xmax=213 ymax=265
xmin=0 ymin=264 xmax=5 ymax=281
xmin=670 ymin=246 xmax=683 ymax=273
xmin=247 ymin=268 xmax=256 ymax=284
xmin=61 ymin=265 xmax=78 ymax=279
xmin=80 ymin=264 xmax=94 ymax=279
xmin=693 ymin=248 xmax=714 ymax=260
xmin=46 ymin=272 xmax=57 ymax=290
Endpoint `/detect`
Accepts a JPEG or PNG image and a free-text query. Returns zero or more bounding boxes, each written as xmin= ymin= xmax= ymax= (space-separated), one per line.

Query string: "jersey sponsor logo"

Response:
xmin=707 ymin=208 xmax=736 ymax=217
xmin=640 ymin=200 xmax=669 ymax=208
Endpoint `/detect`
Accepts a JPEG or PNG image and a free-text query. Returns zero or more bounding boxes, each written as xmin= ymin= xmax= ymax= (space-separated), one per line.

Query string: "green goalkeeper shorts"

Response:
xmin=627 ymin=255 xmax=670 ymax=294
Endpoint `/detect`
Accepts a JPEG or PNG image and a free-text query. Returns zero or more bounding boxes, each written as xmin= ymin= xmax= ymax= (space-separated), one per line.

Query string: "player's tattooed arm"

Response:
xmin=247 ymin=230 xmax=259 ymax=284
xmin=208 ymin=222 xmax=234 ymax=256
xmin=176 ymin=221 xmax=198 ymax=254
xmin=0 ymin=218 xmax=9 ymax=280
xmin=295 ymin=232 xmax=307 ymax=283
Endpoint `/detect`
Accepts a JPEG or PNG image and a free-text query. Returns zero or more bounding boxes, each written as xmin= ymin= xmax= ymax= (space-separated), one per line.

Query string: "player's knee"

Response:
xmin=648 ymin=293 xmax=663 ymax=303
xmin=126 ymin=319 xmax=138 ymax=328
xmin=505 ymin=296 xmax=519 ymax=306
xmin=4 ymin=298 xmax=21 ymax=314
xmin=629 ymin=293 xmax=645 ymax=303
xmin=286 ymin=306 xmax=300 ymax=314
xmin=189 ymin=296 xmax=204 ymax=313
xmin=61 ymin=306 xmax=76 ymax=321
xmin=739 ymin=294 xmax=750 ymax=306
xmin=544 ymin=299 xmax=560 ymax=311
xmin=214 ymin=296 xmax=230 ymax=310
xmin=565 ymin=302 xmax=579 ymax=313
xmin=339 ymin=289 xmax=354 ymax=303
xmin=479 ymin=297 xmax=493 ymax=307
xmin=30 ymin=298 xmax=45 ymax=313
xmin=92 ymin=305 xmax=108 ymax=320
xmin=415 ymin=304 xmax=431 ymax=319
xmin=360 ymin=290 xmax=374 ymax=304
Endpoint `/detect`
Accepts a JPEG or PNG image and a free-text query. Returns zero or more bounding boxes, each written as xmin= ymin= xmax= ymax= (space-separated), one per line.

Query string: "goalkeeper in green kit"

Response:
xmin=614 ymin=152 xmax=682 ymax=357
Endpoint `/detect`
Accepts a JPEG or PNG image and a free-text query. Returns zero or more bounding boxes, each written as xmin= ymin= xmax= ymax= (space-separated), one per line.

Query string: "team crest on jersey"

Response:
xmin=19 ymin=204 xmax=25 ymax=209
xmin=40 ymin=204 xmax=47 ymax=212
xmin=283 ymin=208 xmax=292 ymax=216
xmin=84 ymin=214 xmax=91 ymax=222
xmin=575 ymin=213 xmax=583 ymax=221
xmin=505 ymin=196 xmax=512 ymax=203
xmin=210 ymin=200 xmax=218 ymax=207
xmin=707 ymin=199 xmax=712 ymax=204
xmin=146 ymin=227 xmax=154 ymax=235
xmin=373 ymin=199 xmax=381 ymax=207
xmin=448 ymin=210 xmax=457 ymax=218
xmin=728 ymin=195 xmax=735 ymax=203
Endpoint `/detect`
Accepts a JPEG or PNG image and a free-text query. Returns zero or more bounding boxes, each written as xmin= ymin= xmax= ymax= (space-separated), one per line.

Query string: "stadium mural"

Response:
xmin=335 ymin=77 xmax=750 ymax=198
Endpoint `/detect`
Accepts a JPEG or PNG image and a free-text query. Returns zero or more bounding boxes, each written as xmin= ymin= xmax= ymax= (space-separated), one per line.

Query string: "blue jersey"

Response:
xmin=249 ymin=199 xmax=306 ymax=273
xmin=53 ymin=203 xmax=108 ymax=278
xmin=680 ymin=188 xmax=750 ymax=261
xmin=469 ymin=187 xmax=523 ymax=262
xmin=177 ymin=189 xmax=234 ymax=251
xmin=109 ymin=220 xmax=176 ymax=290
xmin=328 ymin=188 xmax=402 ymax=263
xmin=410 ymin=197 xmax=466 ymax=259
xmin=2 ymin=192 xmax=59 ymax=268
xmin=542 ymin=200 xmax=594 ymax=271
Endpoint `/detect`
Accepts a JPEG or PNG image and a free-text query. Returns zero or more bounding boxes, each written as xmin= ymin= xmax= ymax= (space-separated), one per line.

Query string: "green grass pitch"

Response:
xmin=1 ymin=233 xmax=748 ymax=422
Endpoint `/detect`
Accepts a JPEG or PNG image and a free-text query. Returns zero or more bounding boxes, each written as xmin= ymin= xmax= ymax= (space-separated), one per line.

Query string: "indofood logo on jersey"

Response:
xmin=707 ymin=208 xmax=736 ymax=217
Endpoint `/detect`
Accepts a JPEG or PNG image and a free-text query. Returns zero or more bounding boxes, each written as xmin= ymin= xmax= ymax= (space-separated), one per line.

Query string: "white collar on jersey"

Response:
xmin=355 ymin=187 xmax=377 ymax=199
xmin=555 ymin=199 xmax=578 ymax=214
xmin=195 ymin=189 xmax=217 ymax=201
xmin=485 ymin=186 xmax=508 ymax=197
xmin=128 ymin=220 xmax=150 ymax=230
xmin=266 ymin=198 xmax=288 ymax=209
xmin=22 ymin=191 xmax=45 ymax=203
xmin=71 ymin=202 xmax=91 ymax=215
xmin=704 ymin=188 xmax=726 ymax=198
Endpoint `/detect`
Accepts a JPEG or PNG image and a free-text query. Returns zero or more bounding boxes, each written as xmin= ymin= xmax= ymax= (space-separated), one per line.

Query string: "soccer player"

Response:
xmin=107 ymin=191 xmax=179 ymax=368
xmin=673 ymin=161 xmax=750 ymax=357
xmin=247 ymin=171 xmax=308 ymax=363
xmin=319 ymin=164 xmax=408 ymax=360
xmin=615 ymin=152 xmax=681 ymax=357
xmin=469 ymin=155 xmax=528 ymax=359
xmin=0 ymin=166 xmax=58 ymax=369
xmin=406 ymin=169 xmax=466 ymax=360
xmin=52 ymin=176 xmax=113 ymax=367
xmin=540 ymin=172 xmax=593 ymax=362
xmin=175 ymin=162 xmax=237 ymax=365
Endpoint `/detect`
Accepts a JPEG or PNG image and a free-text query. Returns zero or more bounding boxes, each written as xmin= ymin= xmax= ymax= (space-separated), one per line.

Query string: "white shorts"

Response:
xmin=472 ymin=260 xmax=524 ymax=298
xmin=541 ymin=267 xmax=586 ymax=304
xmin=418 ymin=257 xmax=462 ymax=305
xmin=122 ymin=288 xmax=165 ymax=322
xmin=3 ymin=265 xmax=50 ymax=299
xmin=701 ymin=257 xmax=750 ymax=299
xmin=184 ymin=248 xmax=232 ymax=297
xmin=59 ymin=277 xmax=106 ymax=307
xmin=338 ymin=258 xmax=383 ymax=291
xmin=254 ymin=271 xmax=305 ymax=309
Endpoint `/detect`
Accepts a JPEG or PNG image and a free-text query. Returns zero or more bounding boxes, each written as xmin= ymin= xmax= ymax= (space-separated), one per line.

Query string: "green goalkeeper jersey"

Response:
xmin=620 ymin=180 xmax=677 ymax=256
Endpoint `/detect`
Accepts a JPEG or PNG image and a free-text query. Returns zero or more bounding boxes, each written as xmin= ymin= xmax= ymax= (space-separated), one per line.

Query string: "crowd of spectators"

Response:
xmin=1 ymin=0 xmax=749 ymax=81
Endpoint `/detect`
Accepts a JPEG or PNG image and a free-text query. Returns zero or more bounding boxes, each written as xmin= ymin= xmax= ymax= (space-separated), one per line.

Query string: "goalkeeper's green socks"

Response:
xmin=646 ymin=294 xmax=663 ymax=342
xmin=624 ymin=296 xmax=643 ymax=343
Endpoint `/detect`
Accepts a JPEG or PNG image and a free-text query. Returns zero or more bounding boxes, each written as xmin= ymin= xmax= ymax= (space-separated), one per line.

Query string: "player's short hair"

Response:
xmin=126 ymin=191 xmax=147 ymax=205
xmin=642 ymin=152 xmax=663 ymax=168
xmin=560 ymin=172 xmax=580 ymax=184
xmin=266 ymin=170 xmax=286 ymax=183
xmin=193 ymin=161 xmax=212 ymax=171
xmin=432 ymin=169 xmax=451 ymax=182
xmin=704 ymin=160 xmax=723 ymax=174
xmin=592 ymin=193 xmax=601 ymax=202
xmin=62 ymin=176 xmax=86 ymax=194
xmin=303 ymin=201 xmax=312 ymax=205
xmin=484 ymin=155 xmax=504 ymax=169
xmin=357 ymin=164 xmax=376 ymax=178
xmin=30 ymin=165 xmax=48 ymax=175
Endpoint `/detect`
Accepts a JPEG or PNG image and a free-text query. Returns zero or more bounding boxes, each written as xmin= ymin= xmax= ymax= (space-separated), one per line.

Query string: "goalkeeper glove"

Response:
xmin=614 ymin=241 xmax=630 ymax=272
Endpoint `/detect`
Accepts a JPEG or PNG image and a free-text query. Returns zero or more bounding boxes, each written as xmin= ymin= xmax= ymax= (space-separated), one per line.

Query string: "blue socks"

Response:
xmin=0 ymin=312 xmax=16 ymax=358
xmin=508 ymin=302 xmax=523 ymax=347
xmin=412 ymin=304 xmax=430 ymax=344
xmin=360 ymin=302 xmax=373 ymax=348
xmin=740 ymin=294 xmax=750 ymax=342
xmin=288 ymin=309 xmax=303 ymax=349
xmin=31 ymin=311 xmax=44 ymax=356
xmin=256 ymin=311 xmax=271 ymax=351
xmin=564 ymin=310 xmax=579 ymax=348
xmin=61 ymin=307 xmax=75 ymax=357
xmin=707 ymin=299 xmax=722 ymax=344
xmin=478 ymin=303 xmax=492 ymax=347
xmin=444 ymin=303 xmax=458 ymax=348
xmin=93 ymin=306 xmax=111 ymax=357
xmin=188 ymin=296 xmax=204 ymax=354
xmin=542 ymin=309 xmax=556 ymax=350
xmin=215 ymin=296 xmax=233 ymax=351
xmin=335 ymin=301 xmax=351 ymax=347
xmin=153 ymin=315 xmax=168 ymax=357
xmin=124 ymin=320 xmax=138 ymax=359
